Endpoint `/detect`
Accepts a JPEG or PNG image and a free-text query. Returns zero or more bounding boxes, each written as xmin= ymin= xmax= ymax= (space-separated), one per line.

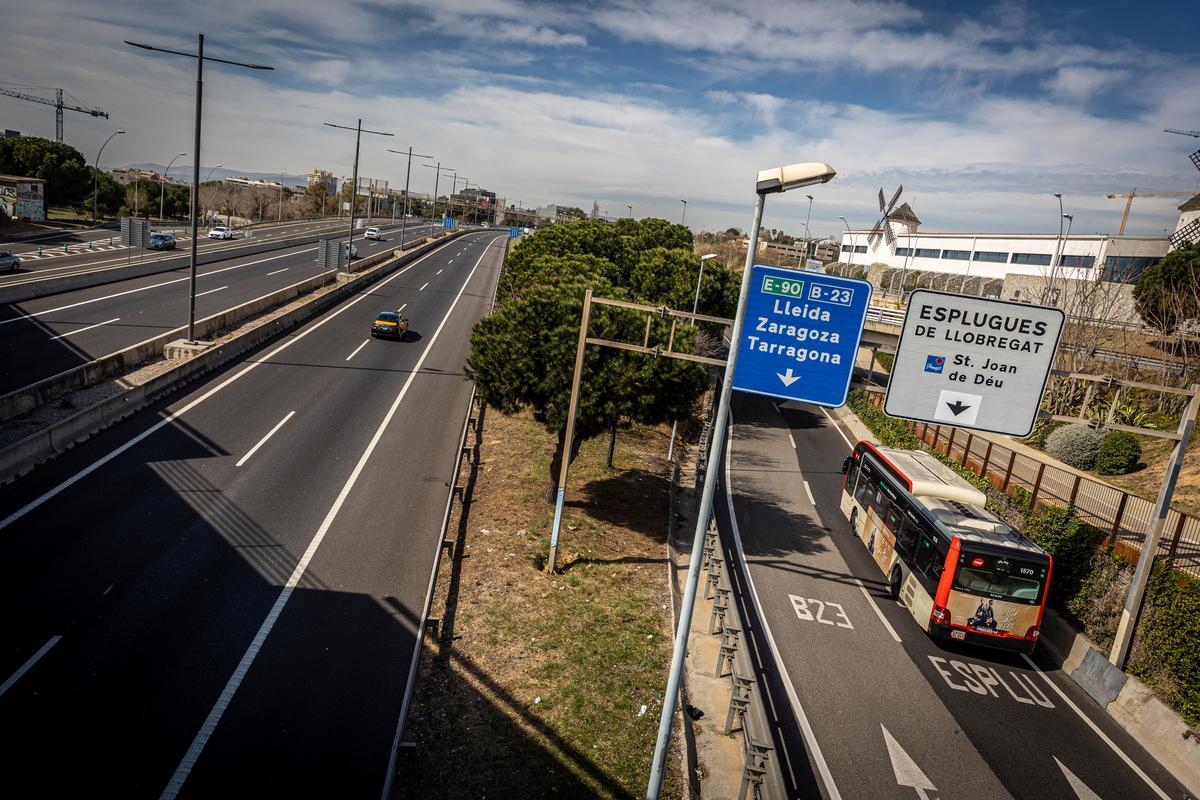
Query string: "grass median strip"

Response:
xmin=400 ymin=409 xmax=683 ymax=799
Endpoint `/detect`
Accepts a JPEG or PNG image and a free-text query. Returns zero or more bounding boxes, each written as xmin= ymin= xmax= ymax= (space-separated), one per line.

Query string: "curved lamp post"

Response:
xmin=160 ymin=152 xmax=186 ymax=222
xmin=93 ymin=129 xmax=125 ymax=225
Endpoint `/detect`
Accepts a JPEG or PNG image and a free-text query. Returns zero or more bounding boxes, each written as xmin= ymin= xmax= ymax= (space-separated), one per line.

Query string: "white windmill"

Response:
xmin=866 ymin=184 xmax=904 ymax=251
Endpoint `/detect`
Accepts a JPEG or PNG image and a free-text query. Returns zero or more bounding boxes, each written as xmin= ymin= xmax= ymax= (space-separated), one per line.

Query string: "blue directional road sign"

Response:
xmin=510 ymin=227 xmax=520 ymax=238
xmin=731 ymin=264 xmax=872 ymax=406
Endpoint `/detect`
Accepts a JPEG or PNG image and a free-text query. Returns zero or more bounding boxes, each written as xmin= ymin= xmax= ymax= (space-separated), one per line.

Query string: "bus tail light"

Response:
xmin=1026 ymin=625 xmax=1040 ymax=640
xmin=930 ymin=604 xmax=949 ymax=624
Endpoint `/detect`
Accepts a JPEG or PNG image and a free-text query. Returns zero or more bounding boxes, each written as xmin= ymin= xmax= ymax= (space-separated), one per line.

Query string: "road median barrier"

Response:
xmin=0 ymin=230 xmax=465 ymax=486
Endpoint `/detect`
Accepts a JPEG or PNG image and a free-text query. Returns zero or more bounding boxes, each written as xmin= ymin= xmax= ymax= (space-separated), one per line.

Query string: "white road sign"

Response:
xmin=884 ymin=290 xmax=1064 ymax=437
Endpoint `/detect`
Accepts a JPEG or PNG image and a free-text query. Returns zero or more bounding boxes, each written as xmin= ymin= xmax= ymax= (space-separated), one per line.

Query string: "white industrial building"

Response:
xmin=838 ymin=201 xmax=1186 ymax=286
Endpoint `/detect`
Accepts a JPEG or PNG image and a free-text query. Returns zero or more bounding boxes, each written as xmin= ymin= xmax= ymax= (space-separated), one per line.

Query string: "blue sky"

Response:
xmin=2 ymin=0 xmax=1198 ymax=238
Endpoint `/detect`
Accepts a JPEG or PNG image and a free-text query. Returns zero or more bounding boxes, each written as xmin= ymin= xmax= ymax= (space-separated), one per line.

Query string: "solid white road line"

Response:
xmin=723 ymin=423 xmax=842 ymax=800
xmin=802 ymin=479 xmax=816 ymax=505
xmin=397 ymin=303 xmax=407 ymax=312
xmin=235 ymin=411 xmax=295 ymax=467
xmin=194 ymin=285 xmax=228 ymax=298
xmin=266 ymin=267 xmax=289 ymax=276
xmin=1019 ymin=654 xmax=1170 ymax=800
xmin=436 ymin=269 xmax=442 ymax=275
xmin=346 ymin=340 xmax=369 ymax=362
xmin=854 ymin=579 xmax=903 ymax=643
xmin=48 ymin=317 xmax=121 ymax=340
xmin=160 ymin=237 xmax=499 ymax=800
xmin=819 ymin=406 xmax=854 ymax=449
xmin=787 ymin=431 xmax=795 ymax=447
xmin=0 ymin=235 xmax=485 ymax=533
xmin=0 ymin=635 xmax=62 ymax=697
xmin=419 ymin=282 xmax=428 ymax=291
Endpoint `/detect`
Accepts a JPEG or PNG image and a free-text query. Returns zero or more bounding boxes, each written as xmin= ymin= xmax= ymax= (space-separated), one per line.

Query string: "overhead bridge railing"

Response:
xmin=701 ymin=519 xmax=787 ymax=799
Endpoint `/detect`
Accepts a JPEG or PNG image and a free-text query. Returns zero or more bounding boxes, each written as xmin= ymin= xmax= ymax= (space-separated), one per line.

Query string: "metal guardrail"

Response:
xmin=864 ymin=305 xmax=905 ymax=326
xmin=700 ymin=520 xmax=787 ymax=799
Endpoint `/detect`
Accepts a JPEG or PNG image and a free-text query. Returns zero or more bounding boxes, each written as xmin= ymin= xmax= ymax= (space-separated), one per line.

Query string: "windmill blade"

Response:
xmin=884 ymin=223 xmax=896 ymax=246
xmin=885 ymin=184 xmax=903 ymax=215
xmin=878 ymin=188 xmax=886 ymax=213
xmin=1190 ymin=148 xmax=1199 ymax=173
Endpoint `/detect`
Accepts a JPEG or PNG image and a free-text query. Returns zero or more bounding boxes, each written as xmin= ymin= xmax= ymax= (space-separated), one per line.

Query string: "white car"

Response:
xmin=343 ymin=242 xmax=359 ymax=258
xmin=208 ymin=226 xmax=234 ymax=240
xmin=363 ymin=226 xmax=382 ymax=240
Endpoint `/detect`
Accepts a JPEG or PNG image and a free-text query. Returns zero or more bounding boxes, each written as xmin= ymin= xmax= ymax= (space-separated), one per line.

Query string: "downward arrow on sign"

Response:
xmin=946 ymin=400 xmax=972 ymax=416
xmin=777 ymin=368 xmax=800 ymax=387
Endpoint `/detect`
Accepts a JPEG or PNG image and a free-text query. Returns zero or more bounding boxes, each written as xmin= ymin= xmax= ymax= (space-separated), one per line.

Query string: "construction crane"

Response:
xmin=1105 ymin=187 xmax=1197 ymax=235
xmin=1165 ymin=128 xmax=1200 ymax=138
xmin=0 ymin=85 xmax=108 ymax=143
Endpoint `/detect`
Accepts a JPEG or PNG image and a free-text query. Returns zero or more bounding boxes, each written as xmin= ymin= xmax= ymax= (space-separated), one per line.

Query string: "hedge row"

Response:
xmin=845 ymin=389 xmax=1200 ymax=728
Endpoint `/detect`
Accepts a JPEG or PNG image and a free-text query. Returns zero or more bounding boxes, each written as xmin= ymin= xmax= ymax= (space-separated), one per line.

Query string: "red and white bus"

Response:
xmin=840 ymin=441 xmax=1052 ymax=653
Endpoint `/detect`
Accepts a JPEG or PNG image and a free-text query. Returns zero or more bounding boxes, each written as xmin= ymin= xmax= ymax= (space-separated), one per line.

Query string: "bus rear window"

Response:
xmin=954 ymin=552 xmax=1046 ymax=604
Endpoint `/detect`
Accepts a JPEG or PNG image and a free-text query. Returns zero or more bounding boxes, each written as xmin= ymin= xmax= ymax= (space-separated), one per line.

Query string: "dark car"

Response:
xmin=371 ymin=310 xmax=410 ymax=339
xmin=149 ymin=232 xmax=176 ymax=250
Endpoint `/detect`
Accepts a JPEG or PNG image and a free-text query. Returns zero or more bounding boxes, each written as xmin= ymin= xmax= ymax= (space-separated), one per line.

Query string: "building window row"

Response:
xmin=1103 ymin=255 xmax=1160 ymax=284
xmin=856 ymin=246 xmax=1111 ymax=270
xmin=1010 ymin=252 xmax=1052 ymax=266
xmin=972 ymin=250 xmax=1007 ymax=263
xmin=941 ymin=249 xmax=970 ymax=260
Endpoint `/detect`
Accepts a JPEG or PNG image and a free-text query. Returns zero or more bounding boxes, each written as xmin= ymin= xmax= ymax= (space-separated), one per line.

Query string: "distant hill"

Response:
xmin=122 ymin=163 xmax=315 ymax=188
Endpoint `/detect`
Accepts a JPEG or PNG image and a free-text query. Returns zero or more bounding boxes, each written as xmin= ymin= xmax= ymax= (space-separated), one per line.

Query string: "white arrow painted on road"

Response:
xmin=777 ymin=368 xmax=800 ymax=387
xmin=882 ymin=725 xmax=937 ymax=799
xmin=1055 ymin=757 xmax=1104 ymax=800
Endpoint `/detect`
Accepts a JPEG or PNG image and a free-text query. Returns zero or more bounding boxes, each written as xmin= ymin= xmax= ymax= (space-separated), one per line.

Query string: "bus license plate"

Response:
xmin=950 ymin=630 xmax=966 ymax=640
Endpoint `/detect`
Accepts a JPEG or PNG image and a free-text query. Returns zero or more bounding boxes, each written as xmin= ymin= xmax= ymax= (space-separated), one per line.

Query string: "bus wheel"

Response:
xmin=888 ymin=566 xmax=902 ymax=600
xmin=849 ymin=508 xmax=858 ymax=532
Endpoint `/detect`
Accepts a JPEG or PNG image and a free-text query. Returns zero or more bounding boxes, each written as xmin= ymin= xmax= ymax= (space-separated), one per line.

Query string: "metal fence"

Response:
xmin=700 ymin=520 xmax=788 ymax=799
xmin=861 ymin=390 xmax=1200 ymax=576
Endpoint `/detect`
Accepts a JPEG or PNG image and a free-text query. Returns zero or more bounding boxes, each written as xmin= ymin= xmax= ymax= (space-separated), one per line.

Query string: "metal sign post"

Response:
xmin=731 ymin=264 xmax=871 ymax=406
xmin=884 ymin=289 xmax=1065 ymax=437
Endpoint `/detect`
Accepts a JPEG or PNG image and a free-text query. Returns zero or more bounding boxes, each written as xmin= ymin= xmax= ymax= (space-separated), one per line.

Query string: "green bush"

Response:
xmin=1095 ymin=430 xmax=1142 ymax=475
xmin=874 ymin=352 xmax=894 ymax=372
xmin=846 ymin=389 xmax=918 ymax=448
xmin=1128 ymin=563 xmax=1200 ymax=728
xmin=1066 ymin=547 xmax=1129 ymax=645
xmin=1022 ymin=505 xmax=1107 ymax=608
xmin=1044 ymin=423 xmax=1105 ymax=470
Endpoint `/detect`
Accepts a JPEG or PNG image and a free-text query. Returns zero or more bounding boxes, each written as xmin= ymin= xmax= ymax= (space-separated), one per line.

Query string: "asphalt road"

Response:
xmin=0 ymin=221 xmax=442 ymax=395
xmin=717 ymin=392 xmax=1189 ymax=800
xmin=0 ymin=230 xmax=505 ymax=796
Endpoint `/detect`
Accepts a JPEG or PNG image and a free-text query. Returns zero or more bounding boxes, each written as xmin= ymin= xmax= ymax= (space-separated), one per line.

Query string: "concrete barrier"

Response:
xmin=0 ymin=231 xmax=467 ymax=485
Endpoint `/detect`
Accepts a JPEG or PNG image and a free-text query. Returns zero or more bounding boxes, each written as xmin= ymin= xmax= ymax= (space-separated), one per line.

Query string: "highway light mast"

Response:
xmin=324 ymin=119 xmax=394 ymax=272
xmin=93 ymin=129 xmax=125 ymax=225
xmin=125 ymin=35 xmax=274 ymax=344
xmin=645 ymin=161 xmax=837 ymax=800
xmin=387 ymin=147 xmax=433 ymax=244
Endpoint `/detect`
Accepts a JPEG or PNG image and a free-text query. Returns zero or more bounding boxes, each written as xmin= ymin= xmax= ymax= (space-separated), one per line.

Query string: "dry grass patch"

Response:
xmin=396 ymin=408 xmax=683 ymax=799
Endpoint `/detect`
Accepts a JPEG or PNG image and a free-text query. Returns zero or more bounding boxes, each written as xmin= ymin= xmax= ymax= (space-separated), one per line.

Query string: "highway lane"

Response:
xmin=0 ymin=231 xmax=504 ymax=796
xmin=0 ymin=222 xmax=442 ymax=395
xmin=717 ymin=392 xmax=1189 ymax=799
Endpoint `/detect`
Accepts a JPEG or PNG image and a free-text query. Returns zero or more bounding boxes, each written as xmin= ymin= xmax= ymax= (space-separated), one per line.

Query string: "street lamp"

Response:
xmin=197 ymin=163 xmax=222 ymax=226
xmin=1049 ymin=192 xmax=1065 ymax=303
xmin=626 ymin=204 xmax=632 ymax=218
xmin=838 ymin=215 xmax=856 ymax=271
xmin=804 ymin=193 xmax=814 ymax=254
xmin=1057 ymin=212 xmax=1075 ymax=290
xmin=387 ymin=147 xmax=434 ymax=245
xmin=277 ymin=169 xmax=288 ymax=224
xmin=680 ymin=198 xmax=687 ymax=225
xmin=666 ymin=252 xmax=720 ymax=464
xmin=324 ymin=119 xmax=394 ymax=272
xmin=647 ymin=161 xmax=836 ymax=800
xmin=160 ymin=152 xmax=186 ymax=222
xmin=93 ymin=129 xmax=124 ymax=226
xmin=126 ymin=35 xmax=274 ymax=344
xmin=421 ymin=162 xmax=455 ymax=223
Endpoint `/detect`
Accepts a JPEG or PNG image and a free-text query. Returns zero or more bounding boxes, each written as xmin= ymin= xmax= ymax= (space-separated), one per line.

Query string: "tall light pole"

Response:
xmin=647 ymin=162 xmax=836 ymax=800
xmin=838 ymin=215 xmax=856 ymax=271
xmin=387 ymin=147 xmax=433 ymax=245
xmin=804 ymin=193 xmax=814 ymax=255
xmin=160 ymin=152 xmax=186 ymax=223
xmin=93 ymin=129 xmax=124 ymax=226
xmin=324 ymin=119 xmax=394 ymax=272
xmin=126 ymin=35 xmax=274 ymax=345
xmin=667 ymin=253 xmax=719 ymax=463
xmin=626 ymin=204 xmax=633 ymax=218
xmin=422 ymin=162 xmax=454 ymax=224
xmin=1057 ymin=212 xmax=1074 ymax=289
xmin=680 ymin=198 xmax=687 ymax=224
xmin=1049 ymin=192 xmax=1065 ymax=304
xmin=277 ymin=169 xmax=286 ymax=224
xmin=199 ymin=163 xmax=221 ymax=226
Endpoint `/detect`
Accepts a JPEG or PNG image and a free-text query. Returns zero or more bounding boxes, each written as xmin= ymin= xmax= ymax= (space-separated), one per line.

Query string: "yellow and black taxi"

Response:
xmin=371 ymin=310 xmax=409 ymax=339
